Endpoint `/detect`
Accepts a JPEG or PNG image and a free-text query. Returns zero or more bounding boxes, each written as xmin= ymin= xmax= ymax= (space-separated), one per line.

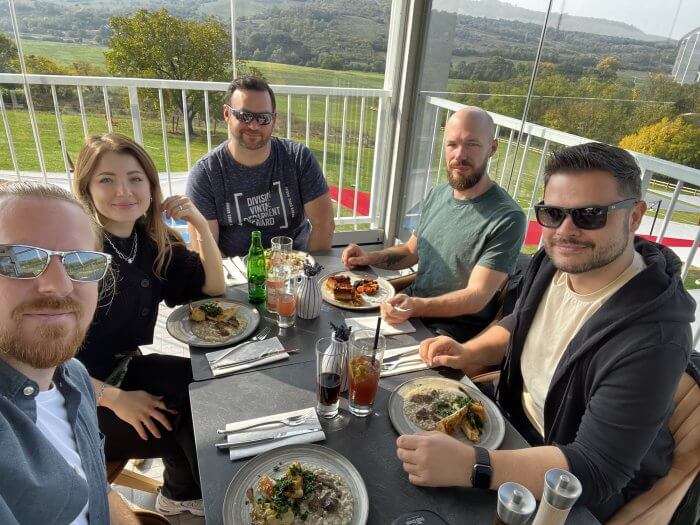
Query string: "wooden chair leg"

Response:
xmin=114 ymin=468 xmax=161 ymax=495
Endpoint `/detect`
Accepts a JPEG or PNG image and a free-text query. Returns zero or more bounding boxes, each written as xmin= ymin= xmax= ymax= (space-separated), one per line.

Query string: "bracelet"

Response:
xmin=96 ymin=381 xmax=107 ymax=405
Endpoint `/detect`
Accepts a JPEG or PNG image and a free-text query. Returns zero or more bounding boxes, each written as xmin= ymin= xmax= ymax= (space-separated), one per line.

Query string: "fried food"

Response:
xmin=326 ymin=274 xmax=351 ymax=291
xmin=355 ymin=279 xmax=378 ymax=296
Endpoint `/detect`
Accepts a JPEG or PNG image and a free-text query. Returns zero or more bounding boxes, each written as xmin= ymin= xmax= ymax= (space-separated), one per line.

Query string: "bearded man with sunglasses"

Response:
xmin=399 ymin=143 xmax=694 ymax=522
xmin=186 ymin=76 xmax=334 ymax=256
xmin=0 ymin=182 xmax=139 ymax=523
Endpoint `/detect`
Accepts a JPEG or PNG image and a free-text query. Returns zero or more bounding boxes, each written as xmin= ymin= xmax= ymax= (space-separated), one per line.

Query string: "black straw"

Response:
xmin=372 ymin=316 xmax=381 ymax=366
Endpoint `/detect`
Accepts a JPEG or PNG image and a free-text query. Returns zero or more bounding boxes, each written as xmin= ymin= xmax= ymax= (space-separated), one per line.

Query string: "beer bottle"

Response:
xmin=247 ymin=231 xmax=266 ymax=304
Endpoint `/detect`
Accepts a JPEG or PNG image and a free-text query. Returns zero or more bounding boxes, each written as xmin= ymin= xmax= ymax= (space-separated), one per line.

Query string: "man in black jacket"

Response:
xmin=398 ymin=143 xmax=694 ymax=521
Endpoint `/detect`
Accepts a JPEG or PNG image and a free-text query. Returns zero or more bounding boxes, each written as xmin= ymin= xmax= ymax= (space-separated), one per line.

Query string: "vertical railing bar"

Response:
xmin=352 ymin=97 xmax=366 ymax=228
xmin=158 ymin=89 xmax=172 ymax=196
xmin=286 ymin=94 xmax=291 ymax=139
xmin=76 ymin=85 xmax=89 ymax=138
xmin=50 ymin=85 xmax=71 ymax=183
xmin=681 ymin=226 xmax=700 ymax=281
xmin=487 ymin=124 xmax=500 ymax=174
xmin=204 ymin=91 xmax=212 ymax=153
xmin=657 ymin=180 xmax=684 ymax=244
xmin=512 ymin=134 xmax=531 ymax=201
xmin=322 ymin=95 xmax=329 ymax=175
xmin=335 ymin=96 xmax=348 ymax=220
xmin=102 ymin=86 xmax=113 ymax=133
xmin=182 ymin=89 xmax=191 ymax=170
xmin=499 ymin=129 xmax=515 ymax=187
xmin=128 ymin=86 xmax=143 ymax=145
xmin=369 ymin=95 xmax=386 ymax=228
xmin=525 ymin=140 xmax=549 ymax=225
xmin=0 ymin=92 xmax=21 ymax=180
xmin=434 ymin=109 xmax=450 ymax=187
xmin=422 ymin=107 xmax=441 ymax=199
xmin=305 ymin=94 xmax=311 ymax=147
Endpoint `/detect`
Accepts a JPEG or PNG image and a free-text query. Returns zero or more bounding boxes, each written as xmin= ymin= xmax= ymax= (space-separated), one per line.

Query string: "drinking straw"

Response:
xmin=372 ymin=316 xmax=381 ymax=366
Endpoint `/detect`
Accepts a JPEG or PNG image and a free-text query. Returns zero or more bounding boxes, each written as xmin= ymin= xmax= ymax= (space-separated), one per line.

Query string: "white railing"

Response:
xmin=0 ymin=73 xmax=392 ymax=233
xmin=423 ymin=95 xmax=700 ymax=276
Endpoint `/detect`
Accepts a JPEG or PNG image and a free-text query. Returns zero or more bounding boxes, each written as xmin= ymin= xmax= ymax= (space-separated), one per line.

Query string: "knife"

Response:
xmin=215 ymin=427 xmax=322 ymax=449
xmin=382 ymin=347 xmax=421 ymax=363
xmin=211 ymin=349 xmax=299 ymax=370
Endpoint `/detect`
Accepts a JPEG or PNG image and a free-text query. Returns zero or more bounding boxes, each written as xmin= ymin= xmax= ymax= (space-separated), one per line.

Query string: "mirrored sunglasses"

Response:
xmin=534 ymin=199 xmax=638 ymax=230
xmin=0 ymin=244 xmax=111 ymax=282
xmin=225 ymin=105 xmax=274 ymax=126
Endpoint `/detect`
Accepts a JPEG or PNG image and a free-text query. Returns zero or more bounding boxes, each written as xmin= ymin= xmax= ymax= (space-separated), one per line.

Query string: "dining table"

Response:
xmin=187 ymin=248 xmax=600 ymax=524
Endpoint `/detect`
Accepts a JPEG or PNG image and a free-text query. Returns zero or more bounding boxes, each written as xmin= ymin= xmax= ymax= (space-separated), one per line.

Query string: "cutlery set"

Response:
xmin=215 ymin=414 xmax=316 ymax=449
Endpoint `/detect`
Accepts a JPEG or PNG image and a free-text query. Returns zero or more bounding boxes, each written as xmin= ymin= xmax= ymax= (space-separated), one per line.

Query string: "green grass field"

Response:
xmin=21 ymin=40 xmax=109 ymax=67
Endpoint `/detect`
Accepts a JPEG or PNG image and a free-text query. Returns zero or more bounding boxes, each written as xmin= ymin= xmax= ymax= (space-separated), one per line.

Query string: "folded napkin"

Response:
xmin=380 ymin=344 xmax=428 ymax=377
xmin=223 ymin=258 xmax=247 ymax=286
xmin=206 ymin=337 xmax=289 ymax=377
xmin=345 ymin=316 xmax=416 ymax=336
xmin=232 ymin=256 xmax=248 ymax=277
xmin=225 ymin=407 xmax=325 ymax=461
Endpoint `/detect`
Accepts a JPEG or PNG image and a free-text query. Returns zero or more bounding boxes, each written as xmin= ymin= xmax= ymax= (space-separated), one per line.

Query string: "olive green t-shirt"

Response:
xmin=412 ymin=183 xmax=526 ymax=298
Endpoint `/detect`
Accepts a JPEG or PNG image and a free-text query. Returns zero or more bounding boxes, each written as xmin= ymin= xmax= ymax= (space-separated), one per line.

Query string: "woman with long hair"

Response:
xmin=73 ymin=133 xmax=225 ymax=516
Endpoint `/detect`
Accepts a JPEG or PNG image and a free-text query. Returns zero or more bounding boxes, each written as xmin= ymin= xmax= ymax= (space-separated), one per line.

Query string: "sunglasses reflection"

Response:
xmin=0 ymin=244 xmax=111 ymax=282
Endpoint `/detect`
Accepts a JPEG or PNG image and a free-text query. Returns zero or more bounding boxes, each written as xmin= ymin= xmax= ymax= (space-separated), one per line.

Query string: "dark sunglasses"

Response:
xmin=0 ymin=244 xmax=111 ymax=282
xmin=535 ymin=198 xmax=638 ymax=230
xmin=224 ymin=104 xmax=274 ymax=126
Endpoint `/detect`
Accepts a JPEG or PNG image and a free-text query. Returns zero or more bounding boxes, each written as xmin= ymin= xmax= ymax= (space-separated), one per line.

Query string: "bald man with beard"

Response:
xmin=0 ymin=182 xmax=138 ymax=524
xmin=342 ymin=107 xmax=526 ymax=341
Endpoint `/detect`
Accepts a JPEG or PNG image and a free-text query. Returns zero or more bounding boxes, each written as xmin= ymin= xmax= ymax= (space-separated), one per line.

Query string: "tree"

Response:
xmin=595 ymin=56 xmax=622 ymax=81
xmin=106 ymin=9 xmax=259 ymax=134
xmin=619 ymin=117 xmax=700 ymax=169
xmin=0 ymin=34 xmax=19 ymax=73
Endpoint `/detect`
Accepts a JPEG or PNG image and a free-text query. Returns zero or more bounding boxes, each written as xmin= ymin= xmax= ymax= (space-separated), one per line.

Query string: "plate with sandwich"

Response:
xmin=388 ymin=377 xmax=505 ymax=450
xmin=319 ymin=271 xmax=395 ymax=311
xmin=166 ymin=299 xmax=260 ymax=348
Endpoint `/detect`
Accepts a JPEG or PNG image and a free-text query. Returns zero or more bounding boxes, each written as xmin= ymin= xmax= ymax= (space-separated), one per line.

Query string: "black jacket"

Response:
xmin=496 ymin=237 xmax=694 ymax=521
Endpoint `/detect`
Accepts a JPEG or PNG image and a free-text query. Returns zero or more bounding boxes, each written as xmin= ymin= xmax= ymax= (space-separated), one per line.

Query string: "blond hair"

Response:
xmin=72 ymin=133 xmax=184 ymax=278
xmin=0 ymin=180 xmax=102 ymax=250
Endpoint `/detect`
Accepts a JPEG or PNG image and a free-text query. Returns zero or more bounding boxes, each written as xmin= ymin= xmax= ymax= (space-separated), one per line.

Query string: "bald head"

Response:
xmin=445 ymin=106 xmax=495 ymax=142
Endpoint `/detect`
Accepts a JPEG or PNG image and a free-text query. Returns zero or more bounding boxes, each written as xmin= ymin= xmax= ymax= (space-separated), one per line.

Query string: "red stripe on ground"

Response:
xmin=328 ymin=185 xmax=370 ymax=216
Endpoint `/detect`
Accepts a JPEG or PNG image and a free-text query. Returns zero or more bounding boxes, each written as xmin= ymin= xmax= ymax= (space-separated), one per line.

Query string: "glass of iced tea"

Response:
xmin=265 ymin=267 xmax=284 ymax=313
xmin=348 ymin=329 xmax=386 ymax=417
xmin=276 ymin=271 xmax=297 ymax=328
xmin=315 ymin=337 xmax=347 ymax=419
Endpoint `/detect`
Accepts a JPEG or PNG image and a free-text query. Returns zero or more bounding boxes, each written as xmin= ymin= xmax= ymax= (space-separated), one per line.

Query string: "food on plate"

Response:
xmin=403 ymin=386 xmax=486 ymax=442
xmin=246 ymin=461 xmax=354 ymax=525
xmin=188 ymin=301 xmax=246 ymax=342
xmin=354 ymin=279 xmax=378 ymax=296
xmin=332 ymin=282 xmax=357 ymax=302
xmin=325 ymin=274 xmax=351 ymax=291
xmin=265 ymin=250 xmax=308 ymax=275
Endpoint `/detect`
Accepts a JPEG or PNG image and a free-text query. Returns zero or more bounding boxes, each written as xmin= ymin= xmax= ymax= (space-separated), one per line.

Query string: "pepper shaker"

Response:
xmin=494 ymin=482 xmax=536 ymax=525
xmin=532 ymin=469 xmax=582 ymax=525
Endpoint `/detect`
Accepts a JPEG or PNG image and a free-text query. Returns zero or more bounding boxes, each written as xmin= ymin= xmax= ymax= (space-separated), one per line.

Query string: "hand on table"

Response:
xmin=419 ymin=335 xmax=469 ymax=369
xmin=109 ymin=389 xmax=178 ymax=440
xmin=341 ymin=244 xmax=371 ymax=268
xmin=396 ymin=431 xmax=474 ymax=487
xmin=381 ymin=294 xmax=419 ymax=324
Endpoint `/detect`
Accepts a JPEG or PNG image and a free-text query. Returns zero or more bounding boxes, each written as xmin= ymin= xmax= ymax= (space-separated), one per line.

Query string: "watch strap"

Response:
xmin=471 ymin=446 xmax=492 ymax=489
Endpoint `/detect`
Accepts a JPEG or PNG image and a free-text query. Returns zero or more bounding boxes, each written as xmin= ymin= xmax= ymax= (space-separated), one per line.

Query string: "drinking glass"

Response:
xmin=315 ymin=337 xmax=347 ymax=419
xmin=276 ymin=271 xmax=298 ymax=328
xmin=270 ymin=235 xmax=293 ymax=264
xmin=348 ymin=329 xmax=386 ymax=417
xmin=265 ymin=266 xmax=284 ymax=313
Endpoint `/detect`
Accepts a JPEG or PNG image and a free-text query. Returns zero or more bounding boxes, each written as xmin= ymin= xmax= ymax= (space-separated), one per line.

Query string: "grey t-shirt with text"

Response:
xmin=412 ymin=183 xmax=526 ymax=298
xmin=186 ymin=137 xmax=329 ymax=256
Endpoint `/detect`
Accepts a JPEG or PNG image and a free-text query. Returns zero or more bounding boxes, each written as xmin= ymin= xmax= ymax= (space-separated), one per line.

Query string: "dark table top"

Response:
xmin=188 ymin=247 xmax=598 ymax=524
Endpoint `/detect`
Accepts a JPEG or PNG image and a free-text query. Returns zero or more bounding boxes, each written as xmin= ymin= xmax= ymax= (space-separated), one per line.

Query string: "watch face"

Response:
xmin=472 ymin=464 xmax=492 ymax=489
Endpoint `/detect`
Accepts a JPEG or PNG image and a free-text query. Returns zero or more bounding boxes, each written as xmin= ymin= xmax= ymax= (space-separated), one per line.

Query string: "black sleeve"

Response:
xmin=556 ymin=342 xmax=688 ymax=507
xmin=161 ymin=243 xmax=207 ymax=307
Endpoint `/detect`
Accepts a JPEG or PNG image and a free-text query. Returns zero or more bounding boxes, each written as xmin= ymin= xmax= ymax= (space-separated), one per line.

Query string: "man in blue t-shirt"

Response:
xmin=186 ymin=77 xmax=335 ymax=256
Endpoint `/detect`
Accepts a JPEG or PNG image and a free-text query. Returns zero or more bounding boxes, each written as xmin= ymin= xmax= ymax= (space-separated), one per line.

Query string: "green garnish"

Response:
xmin=199 ymin=301 xmax=223 ymax=317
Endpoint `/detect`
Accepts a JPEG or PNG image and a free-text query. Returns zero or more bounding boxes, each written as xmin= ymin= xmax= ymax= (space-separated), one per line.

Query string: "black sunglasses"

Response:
xmin=0 ymin=244 xmax=112 ymax=282
xmin=224 ymin=105 xmax=274 ymax=126
xmin=534 ymin=199 xmax=638 ymax=230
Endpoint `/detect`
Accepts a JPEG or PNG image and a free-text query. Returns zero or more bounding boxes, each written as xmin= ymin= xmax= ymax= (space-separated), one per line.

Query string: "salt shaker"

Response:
xmin=532 ymin=468 xmax=582 ymax=525
xmin=494 ymin=482 xmax=536 ymax=525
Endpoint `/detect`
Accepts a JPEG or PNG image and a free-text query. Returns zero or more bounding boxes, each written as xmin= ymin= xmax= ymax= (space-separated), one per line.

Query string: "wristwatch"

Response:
xmin=471 ymin=446 xmax=492 ymax=489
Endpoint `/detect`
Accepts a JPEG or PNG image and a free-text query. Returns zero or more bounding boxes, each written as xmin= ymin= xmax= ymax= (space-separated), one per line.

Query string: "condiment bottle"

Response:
xmin=532 ymin=469 xmax=582 ymax=525
xmin=494 ymin=482 xmax=536 ymax=525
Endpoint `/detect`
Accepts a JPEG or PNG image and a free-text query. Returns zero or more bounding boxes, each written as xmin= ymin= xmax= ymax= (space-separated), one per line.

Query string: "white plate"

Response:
xmin=165 ymin=299 xmax=260 ymax=348
xmin=222 ymin=444 xmax=369 ymax=525
xmin=388 ymin=377 xmax=505 ymax=450
xmin=319 ymin=271 xmax=395 ymax=311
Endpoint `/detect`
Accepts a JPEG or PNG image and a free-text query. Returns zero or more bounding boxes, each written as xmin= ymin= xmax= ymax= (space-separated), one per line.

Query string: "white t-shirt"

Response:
xmin=521 ymin=252 xmax=646 ymax=436
xmin=35 ymin=385 xmax=89 ymax=525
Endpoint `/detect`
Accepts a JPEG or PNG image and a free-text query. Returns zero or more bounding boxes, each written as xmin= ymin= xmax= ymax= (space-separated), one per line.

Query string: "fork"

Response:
xmin=217 ymin=413 xmax=307 ymax=435
xmin=209 ymin=326 xmax=271 ymax=365
xmin=381 ymin=357 xmax=424 ymax=372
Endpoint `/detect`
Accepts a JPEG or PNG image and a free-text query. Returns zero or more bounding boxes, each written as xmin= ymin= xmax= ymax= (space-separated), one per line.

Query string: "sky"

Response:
xmin=506 ymin=0 xmax=699 ymax=40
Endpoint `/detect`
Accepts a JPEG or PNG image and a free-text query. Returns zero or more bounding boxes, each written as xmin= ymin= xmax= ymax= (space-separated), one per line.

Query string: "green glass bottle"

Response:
xmin=247 ymin=230 xmax=266 ymax=304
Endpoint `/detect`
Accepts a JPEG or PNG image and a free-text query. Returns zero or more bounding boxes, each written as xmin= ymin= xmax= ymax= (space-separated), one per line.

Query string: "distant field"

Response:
xmin=21 ymin=40 xmax=108 ymax=67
